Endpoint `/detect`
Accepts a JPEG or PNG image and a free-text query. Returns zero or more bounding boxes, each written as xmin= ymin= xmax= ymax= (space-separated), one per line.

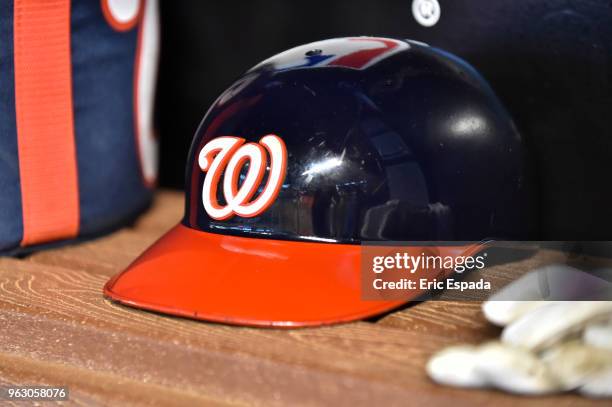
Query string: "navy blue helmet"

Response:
xmin=105 ymin=37 xmax=537 ymax=328
xmin=184 ymin=37 xmax=535 ymax=242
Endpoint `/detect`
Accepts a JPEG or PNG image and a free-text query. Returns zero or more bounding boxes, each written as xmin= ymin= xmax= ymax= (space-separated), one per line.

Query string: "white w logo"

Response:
xmin=198 ymin=135 xmax=287 ymax=220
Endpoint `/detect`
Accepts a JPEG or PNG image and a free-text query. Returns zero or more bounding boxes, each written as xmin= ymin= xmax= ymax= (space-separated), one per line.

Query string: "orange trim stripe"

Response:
xmin=14 ymin=0 xmax=80 ymax=246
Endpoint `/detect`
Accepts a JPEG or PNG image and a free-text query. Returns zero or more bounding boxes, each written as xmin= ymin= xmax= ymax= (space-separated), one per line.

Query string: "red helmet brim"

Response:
xmin=104 ymin=224 xmax=411 ymax=327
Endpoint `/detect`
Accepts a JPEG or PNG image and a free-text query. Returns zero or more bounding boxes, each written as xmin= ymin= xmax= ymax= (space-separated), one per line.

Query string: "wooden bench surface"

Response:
xmin=0 ymin=191 xmax=608 ymax=406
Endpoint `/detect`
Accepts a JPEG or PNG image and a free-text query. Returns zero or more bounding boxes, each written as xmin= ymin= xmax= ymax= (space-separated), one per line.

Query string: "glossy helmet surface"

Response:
xmin=184 ymin=37 xmax=534 ymax=243
xmin=105 ymin=37 xmax=535 ymax=328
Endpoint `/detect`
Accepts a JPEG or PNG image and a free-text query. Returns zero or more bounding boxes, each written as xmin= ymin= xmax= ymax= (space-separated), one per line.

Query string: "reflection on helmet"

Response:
xmin=185 ymin=37 xmax=536 ymax=243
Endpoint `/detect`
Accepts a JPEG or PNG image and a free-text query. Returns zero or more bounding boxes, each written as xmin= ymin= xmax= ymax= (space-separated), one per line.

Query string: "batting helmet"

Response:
xmin=104 ymin=37 xmax=535 ymax=327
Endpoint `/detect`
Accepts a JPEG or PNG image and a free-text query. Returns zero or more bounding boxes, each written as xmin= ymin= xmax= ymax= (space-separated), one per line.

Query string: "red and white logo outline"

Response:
xmin=198 ymin=135 xmax=287 ymax=220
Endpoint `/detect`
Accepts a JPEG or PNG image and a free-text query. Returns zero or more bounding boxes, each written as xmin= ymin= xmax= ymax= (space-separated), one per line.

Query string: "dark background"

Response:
xmin=155 ymin=0 xmax=612 ymax=240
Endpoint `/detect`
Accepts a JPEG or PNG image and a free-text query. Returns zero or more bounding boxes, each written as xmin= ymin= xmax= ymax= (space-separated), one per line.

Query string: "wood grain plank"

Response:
xmin=0 ymin=257 xmax=603 ymax=406
xmin=376 ymin=301 xmax=500 ymax=342
xmin=26 ymin=191 xmax=183 ymax=277
xmin=0 ymin=352 xmax=230 ymax=407
xmin=0 ymin=191 xmax=607 ymax=406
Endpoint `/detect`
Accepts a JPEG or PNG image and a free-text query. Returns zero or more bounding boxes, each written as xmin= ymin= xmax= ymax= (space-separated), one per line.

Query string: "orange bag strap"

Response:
xmin=14 ymin=0 xmax=80 ymax=246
